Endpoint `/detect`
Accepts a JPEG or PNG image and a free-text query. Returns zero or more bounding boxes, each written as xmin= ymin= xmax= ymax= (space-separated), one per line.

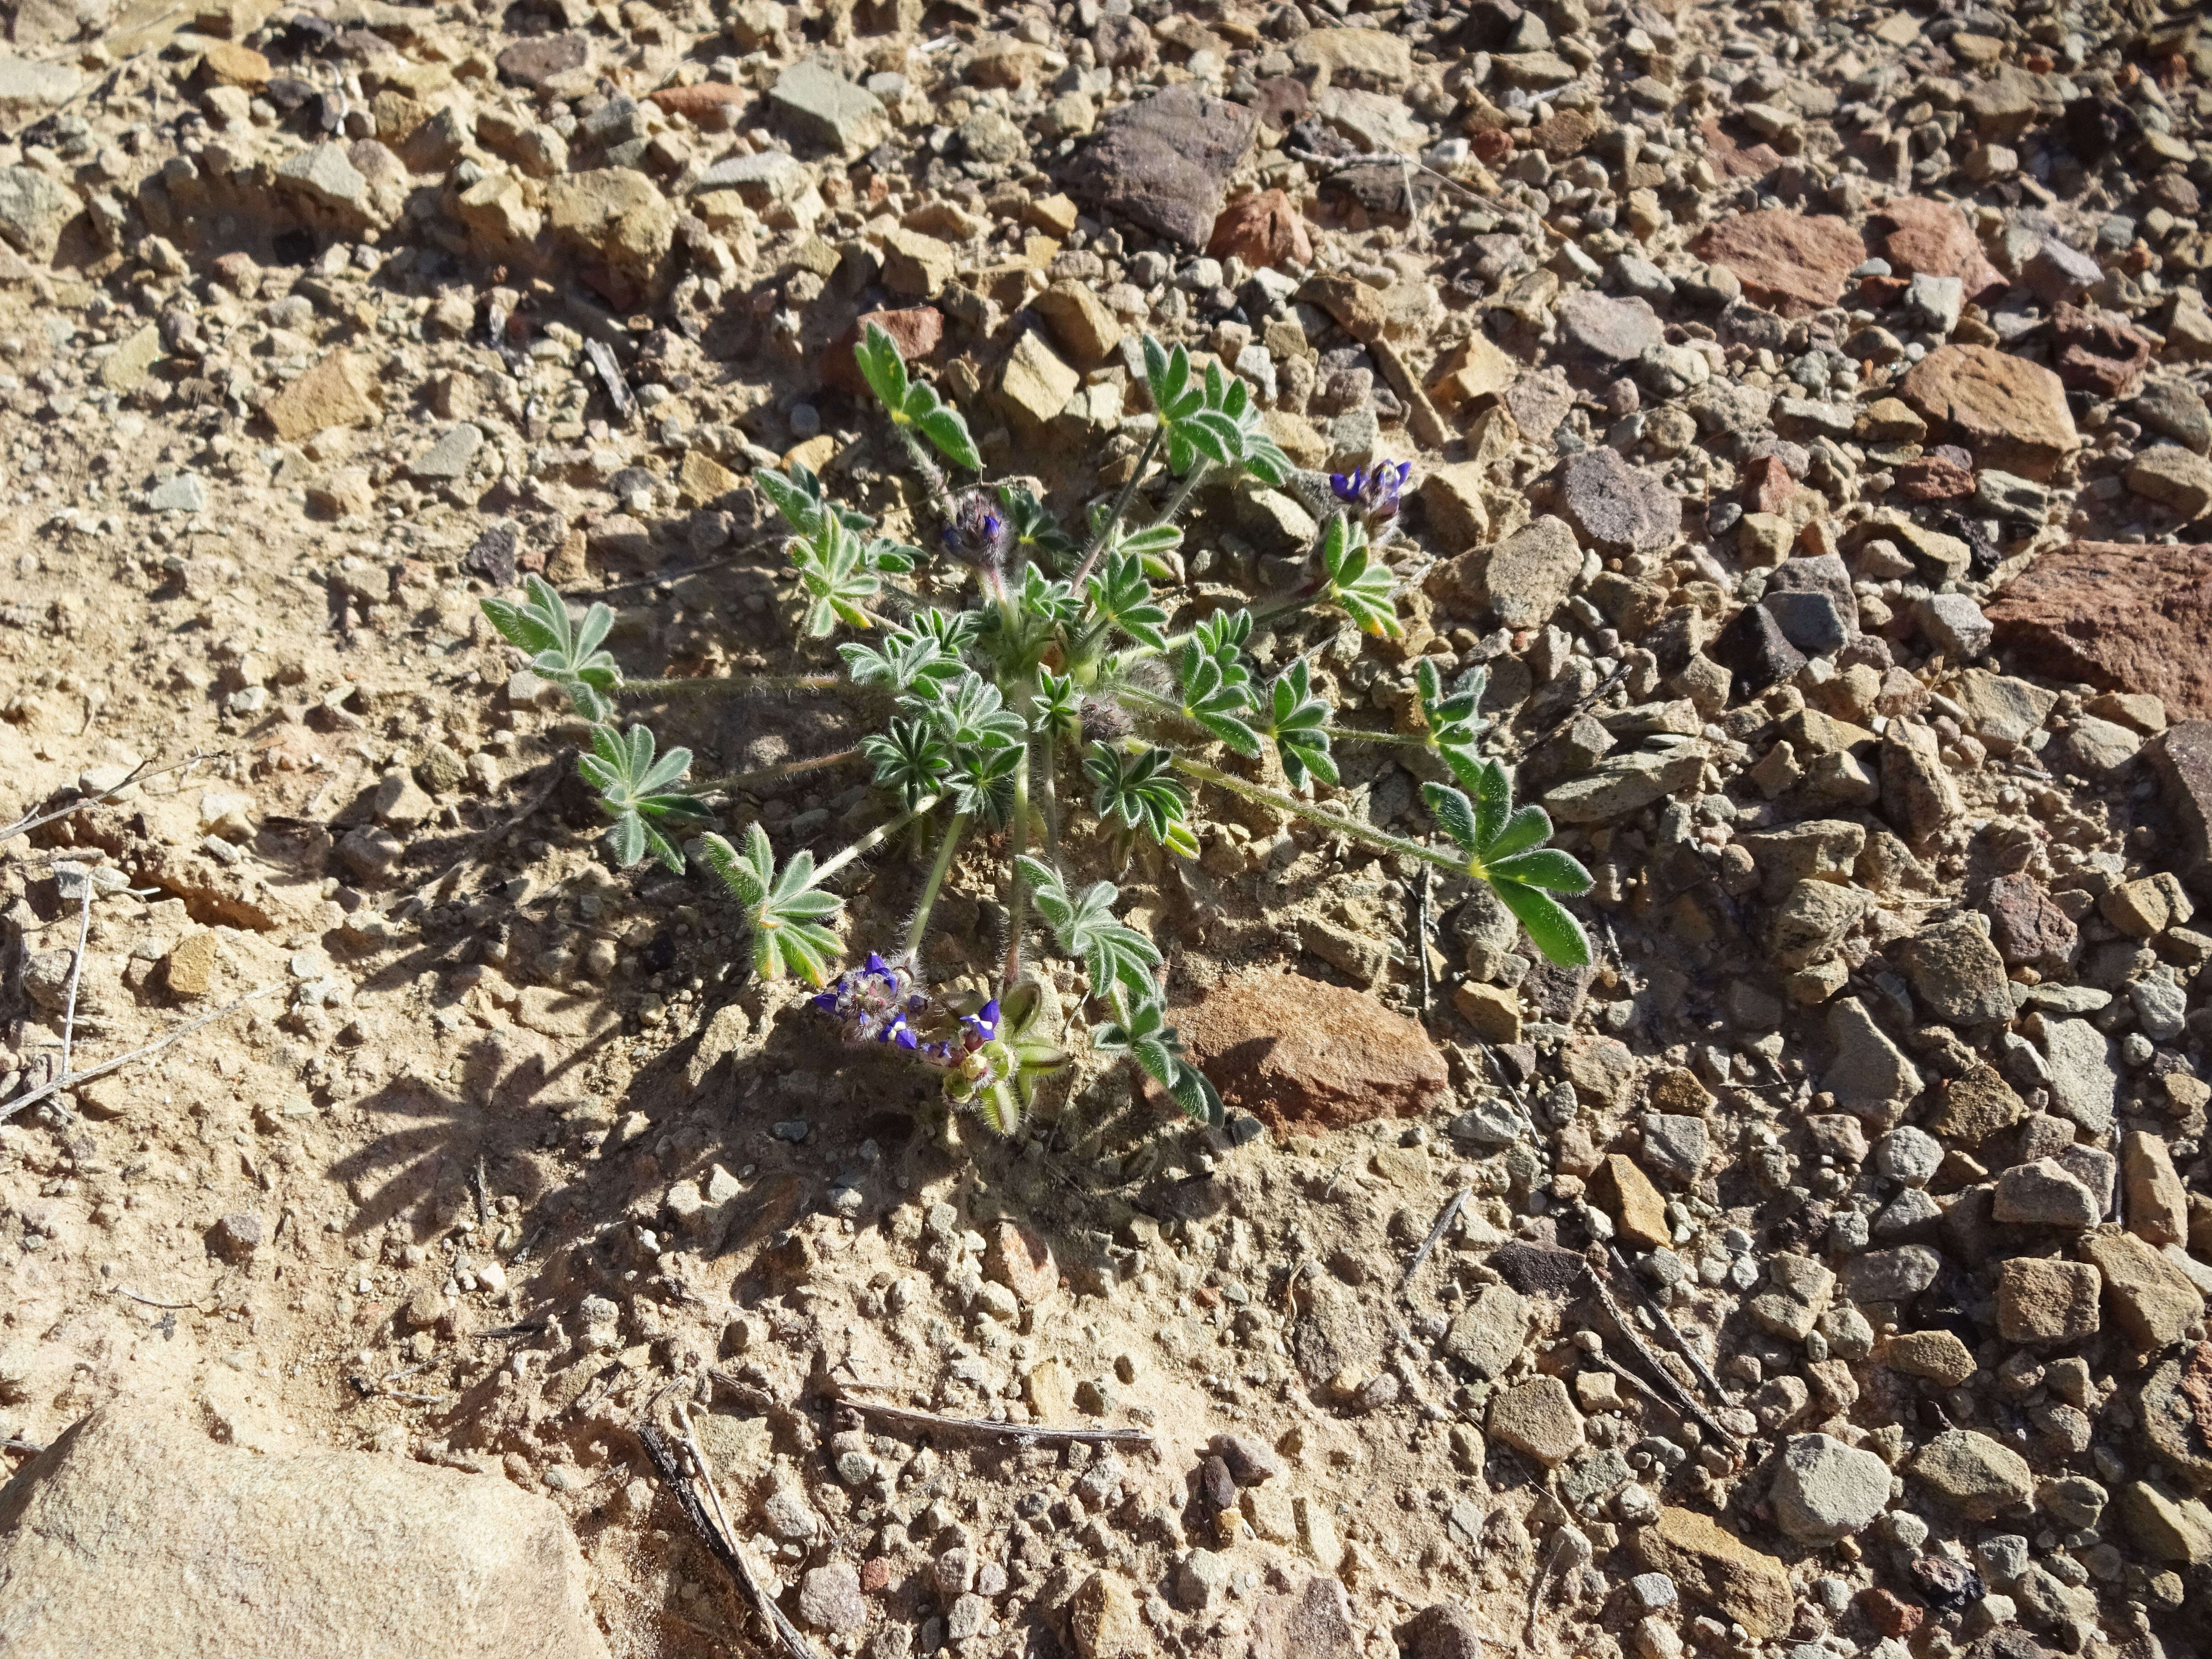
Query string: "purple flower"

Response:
xmin=1329 ymin=461 xmax=1411 ymax=523
xmin=941 ymin=490 xmax=1012 ymax=566
xmin=961 ymin=999 xmax=1001 ymax=1046
xmin=811 ymin=951 xmax=928 ymax=1049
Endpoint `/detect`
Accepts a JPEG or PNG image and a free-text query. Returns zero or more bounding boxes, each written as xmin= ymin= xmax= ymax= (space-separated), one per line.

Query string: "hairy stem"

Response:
xmin=895 ymin=424 xmax=952 ymax=513
xmin=1170 ymin=756 xmax=1465 ymax=876
xmin=1036 ymin=737 xmax=1064 ymax=867
xmin=1332 ymin=727 xmax=1434 ymax=749
xmin=1071 ymin=426 xmax=1162 ymax=589
xmin=810 ymin=793 xmax=944 ymax=888
xmin=618 ymin=674 xmax=850 ymax=698
xmin=696 ymin=746 xmax=862 ymax=792
xmin=904 ymin=811 xmax=970 ymax=956
xmin=1153 ymin=458 xmax=1213 ymax=529
xmin=1000 ymin=740 xmax=1032 ymax=994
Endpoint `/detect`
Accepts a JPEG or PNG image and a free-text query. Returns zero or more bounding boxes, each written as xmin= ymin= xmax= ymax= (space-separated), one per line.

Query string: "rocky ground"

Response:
xmin=2 ymin=0 xmax=2212 ymax=1655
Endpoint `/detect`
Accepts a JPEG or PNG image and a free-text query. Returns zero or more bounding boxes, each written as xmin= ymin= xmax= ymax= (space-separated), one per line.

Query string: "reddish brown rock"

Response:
xmin=1858 ymin=1587 xmax=1925 ymax=1640
xmin=647 ymin=82 xmax=746 ymax=118
xmin=1986 ymin=540 xmax=2212 ymax=718
xmin=1471 ymin=127 xmax=1514 ymax=164
xmin=1206 ymin=189 xmax=1312 ymax=271
xmin=984 ymin=1221 xmax=1058 ymax=1304
xmin=496 ymin=33 xmax=588 ymax=87
xmin=1743 ymin=454 xmax=1800 ymax=514
xmin=1895 ymin=455 xmax=1976 ymax=501
xmin=1898 ymin=345 xmax=2078 ymax=481
xmin=1986 ymin=872 xmax=2079 ymax=974
xmin=1870 ymin=197 xmax=2006 ymax=299
xmin=1698 ymin=117 xmax=1783 ymax=181
xmin=1175 ymin=971 xmax=1448 ymax=1131
xmin=1692 ymin=211 xmax=1864 ymax=315
xmin=2050 ymin=301 xmax=2154 ymax=397
xmin=1529 ymin=108 xmax=1595 ymax=159
xmin=823 ymin=307 xmax=945 ymax=394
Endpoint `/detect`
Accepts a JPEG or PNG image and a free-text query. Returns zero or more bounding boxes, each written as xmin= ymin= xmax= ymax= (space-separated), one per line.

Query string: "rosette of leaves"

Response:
xmin=577 ymin=723 xmax=709 ymax=873
xmin=1142 ymin=338 xmax=1290 ymax=485
xmin=1421 ymin=762 xmax=1593 ymax=967
xmin=481 ymin=574 xmax=621 ymax=719
xmin=698 ymin=823 xmax=844 ymax=985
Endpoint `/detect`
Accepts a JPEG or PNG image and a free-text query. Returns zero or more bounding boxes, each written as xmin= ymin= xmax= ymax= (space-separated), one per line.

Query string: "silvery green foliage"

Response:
xmin=482 ymin=324 xmax=1593 ymax=1137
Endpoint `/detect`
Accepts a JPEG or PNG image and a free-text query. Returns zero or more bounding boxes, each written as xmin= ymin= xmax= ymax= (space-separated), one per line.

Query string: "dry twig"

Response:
xmin=0 ymin=749 xmax=220 ymax=847
xmin=1607 ymin=1245 xmax=1734 ymax=1405
xmin=1399 ymin=1186 xmax=1469 ymax=1294
xmin=1 ymin=984 xmax=280 ymax=1125
xmin=639 ymin=1411 xmax=820 ymax=1659
xmin=827 ymin=1385 xmax=1154 ymax=1449
xmin=55 ymin=864 xmax=93 ymax=1094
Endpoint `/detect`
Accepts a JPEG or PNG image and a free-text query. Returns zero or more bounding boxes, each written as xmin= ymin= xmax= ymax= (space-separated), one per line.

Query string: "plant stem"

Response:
xmin=1153 ymin=458 xmax=1213 ymax=529
xmin=904 ymin=811 xmax=970 ymax=955
xmin=895 ymin=424 xmax=952 ymax=512
xmin=1170 ymin=755 xmax=1466 ymax=876
xmin=1000 ymin=740 xmax=1032 ymax=994
xmin=1071 ymin=426 xmax=1162 ymax=589
xmin=697 ymin=746 xmax=862 ymax=792
xmin=1333 ymin=727 xmax=1434 ymax=748
xmin=1036 ymin=737 xmax=1063 ymax=867
xmin=618 ymin=675 xmax=850 ymax=698
xmin=809 ymin=793 xmax=943 ymax=888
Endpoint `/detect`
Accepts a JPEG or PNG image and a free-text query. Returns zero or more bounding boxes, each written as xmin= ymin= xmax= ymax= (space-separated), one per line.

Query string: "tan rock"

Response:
xmin=1426 ymin=333 xmax=1518 ymax=410
xmin=455 ymin=172 xmax=541 ymax=248
xmin=0 ymin=1405 xmax=610 ymax=1658
xmin=162 ymin=931 xmax=222 ymax=999
xmin=1420 ymin=462 xmax=1491 ymax=552
xmin=1598 ymin=1152 xmax=1670 ymax=1248
xmin=880 ymin=226 xmax=955 ymax=298
xmin=1487 ymin=1375 xmax=1585 ymax=1467
xmin=1069 ymin=1572 xmax=1151 ymax=1659
xmin=678 ymin=449 xmax=741 ymax=506
xmin=1911 ymin=1428 xmax=2034 ymax=1518
xmin=1451 ymin=980 xmax=1520 ymax=1042
xmin=197 ymin=39 xmax=270 ymax=89
xmin=1633 ymin=1508 xmax=1793 ymax=1638
xmin=1883 ymin=1329 xmax=1977 ymax=1387
xmin=544 ymin=168 xmax=674 ymax=301
xmin=1898 ymin=344 xmax=2079 ymax=482
xmin=2080 ymin=1225 xmax=2205 ymax=1349
xmin=995 ymin=329 xmax=1079 ymax=430
xmin=1034 ymin=281 xmax=1122 ymax=367
xmin=1176 ymin=970 xmax=1448 ymax=1131
xmin=2123 ymin=1131 xmax=2191 ymax=1246
xmin=264 ymin=351 xmax=378 ymax=442
xmin=98 ymin=323 xmax=163 ymax=393
xmin=1997 ymin=1258 xmax=2102 ymax=1343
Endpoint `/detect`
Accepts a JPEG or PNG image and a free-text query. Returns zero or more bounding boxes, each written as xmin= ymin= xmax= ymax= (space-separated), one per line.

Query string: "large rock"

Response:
xmin=1898 ymin=345 xmax=2078 ymax=481
xmin=1444 ymin=1282 xmax=1533 ymax=1378
xmin=2080 ymin=1226 xmax=2205 ymax=1350
xmin=2040 ymin=1017 xmax=2117 ymax=1136
xmin=0 ymin=1406 xmax=609 ymax=1657
xmin=1558 ymin=446 xmax=1680 ymax=556
xmin=1632 ymin=1507 xmax=1793 ymax=1637
xmin=1428 ymin=513 xmax=1583 ymax=628
xmin=1771 ymin=1434 xmax=1891 ymax=1542
xmin=544 ymin=168 xmax=674 ymax=306
xmin=1895 ymin=914 xmax=2013 ymax=1025
xmin=2151 ymin=722 xmax=2212 ymax=896
xmin=1911 ymin=1428 xmax=2034 ymax=1518
xmin=264 ymin=351 xmax=378 ymax=441
xmin=1175 ymin=971 xmax=1447 ymax=1130
xmin=0 ymin=55 xmax=82 ymax=128
xmin=768 ymin=58 xmax=887 ymax=155
xmin=1555 ymin=291 xmax=1663 ymax=363
xmin=1821 ymin=998 xmax=1922 ymax=1118
xmin=0 ymin=164 xmax=77 ymax=261
xmin=1870 ymin=197 xmax=2006 ymax=299
xmin=1067 ymin=83 xmax=1257 ymax=250
xmin=1986 ymin=541 xmax=2212 ymax=721
xmin=1692 ymin=211 xmax=1865 ymax=315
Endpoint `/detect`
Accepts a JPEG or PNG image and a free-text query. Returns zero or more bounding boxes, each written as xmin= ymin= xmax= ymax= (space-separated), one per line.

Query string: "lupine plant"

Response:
xmin=483 ymin=326 xmax=1593 ymax=1137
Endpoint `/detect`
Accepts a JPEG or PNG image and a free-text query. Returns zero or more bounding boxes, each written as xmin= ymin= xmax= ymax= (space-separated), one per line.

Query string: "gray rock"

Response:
xmin=1903 ymin=272 xmax=1964 ymax=334
xmin=2131 ymin=379 xmax=2212 ymax=453
xmin=769 ymin=59 xmax=889 ymax=155
xmin=1639 ymin=1112 xmax=1708 ymax=1182
xmin=1542 ymin=746 xmax=1704 ymax=823
xmin=1917 ymin=592 xmax=1992 ymax=659
xmin=0 ymin=56 xmax=82 ymax=129
xmin=410 ymin=423 xmax=485 ymax=482
xmin=1068 ymin=83 xmax=1258 ymax=251
xmin=1911 ymin=1428 xmax=2034 ymax=1519
xmin=1555 ymin=292 xmax=1663 ymax=363
xmin=1992 ymin=1158 xmax=2100 ymax=1228
xmin=276 ymin=141 xmax=369 ymax=211
xmin=2023 ymin=237 xmax=2100 ymax=304
xmin=1896 ymin=913 xmax=2015 ymax=1025
xmin=2062 ymin=716 xmax=2142 ymax=776
xmin=0 ymin=1406 xmax=610 ymax=1657
xmin=1874 ymin=1126 xmax=1942 ymax=1187
xmin=1477 ymin=513 xmax=1584 ymax=628
xmin=1761 ymin=589 xmax=1848 ymax=654
xmin=1771 ymin=1433 xmax=1891 ymax=1542
xmin=2130 ymin=974 xmax=2187 ymax=1040
xmin=147 ymin=473 xmax=206 ymax=514
xmin=1840 ymin=1244 xmax=1941 ymax=1302
xmin=798 ymin=1561 xmax=867 ymax=1632
xmin=1820 ymin=998 xmax=1922 ymax=1116
xmin=1444 ymin=1282 xmax=1532 ymax=1379
xmin=0 ymin=164 xmax=78 ymax=262
xmin=2038 ymin=1017 xmax=2116 ymax=1135
xmin=1450 ymin=1097 xmax=1526 ymax=1145
xmin=1558 ymin=445 xmax=1680 ymax=556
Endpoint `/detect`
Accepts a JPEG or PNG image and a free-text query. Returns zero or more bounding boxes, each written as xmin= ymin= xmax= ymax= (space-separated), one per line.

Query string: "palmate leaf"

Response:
xmin=1262 ymin=658 xmax=1336 ymax=792
xmin=947 ymin=740 xmax=1022 ymax=825
xmin=998 ymin=484 xmax=1080 ymax=570
xmin=755 ymin=461 xmax=872 ymax=539
xmin=1085 ymin=549 xmax=1168 ymax=652
xmin=480 ymin=573 xmax=620 ymax=721
xmin=839 ymin=628 xmax=960 ymax=693
xmin=861 ymin=716 xmax=952 ymax=807
xmin=921 ymin=670 xmax=1028 ymax=750
xmin=1036 ymin=669 xmax=1083 ymax=746
xmin=698 ymin=823 xmax=844 ymax=986
xmin=1319 ymin=514 xmax=1403 ymax=639
xmin=1084 ymin=743 xmax=1199 ymax=859
xmin=1419 ymin=770 xmax=1593 ymax=968
xmin=855 ymin=321 xmax=982 ymax=471
xmin=788 ymin=516 xmax=880 ymax=638
xmin=1015 ymin=854 xmax=1162 ymax=1002
xmin=1016 ymin=565 xmax=1080 ymax=625
xmin=576 ymin=722 xmax=706 ymax=873
xmin=1090 ymin=986 xmax=1222 ymax=1127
